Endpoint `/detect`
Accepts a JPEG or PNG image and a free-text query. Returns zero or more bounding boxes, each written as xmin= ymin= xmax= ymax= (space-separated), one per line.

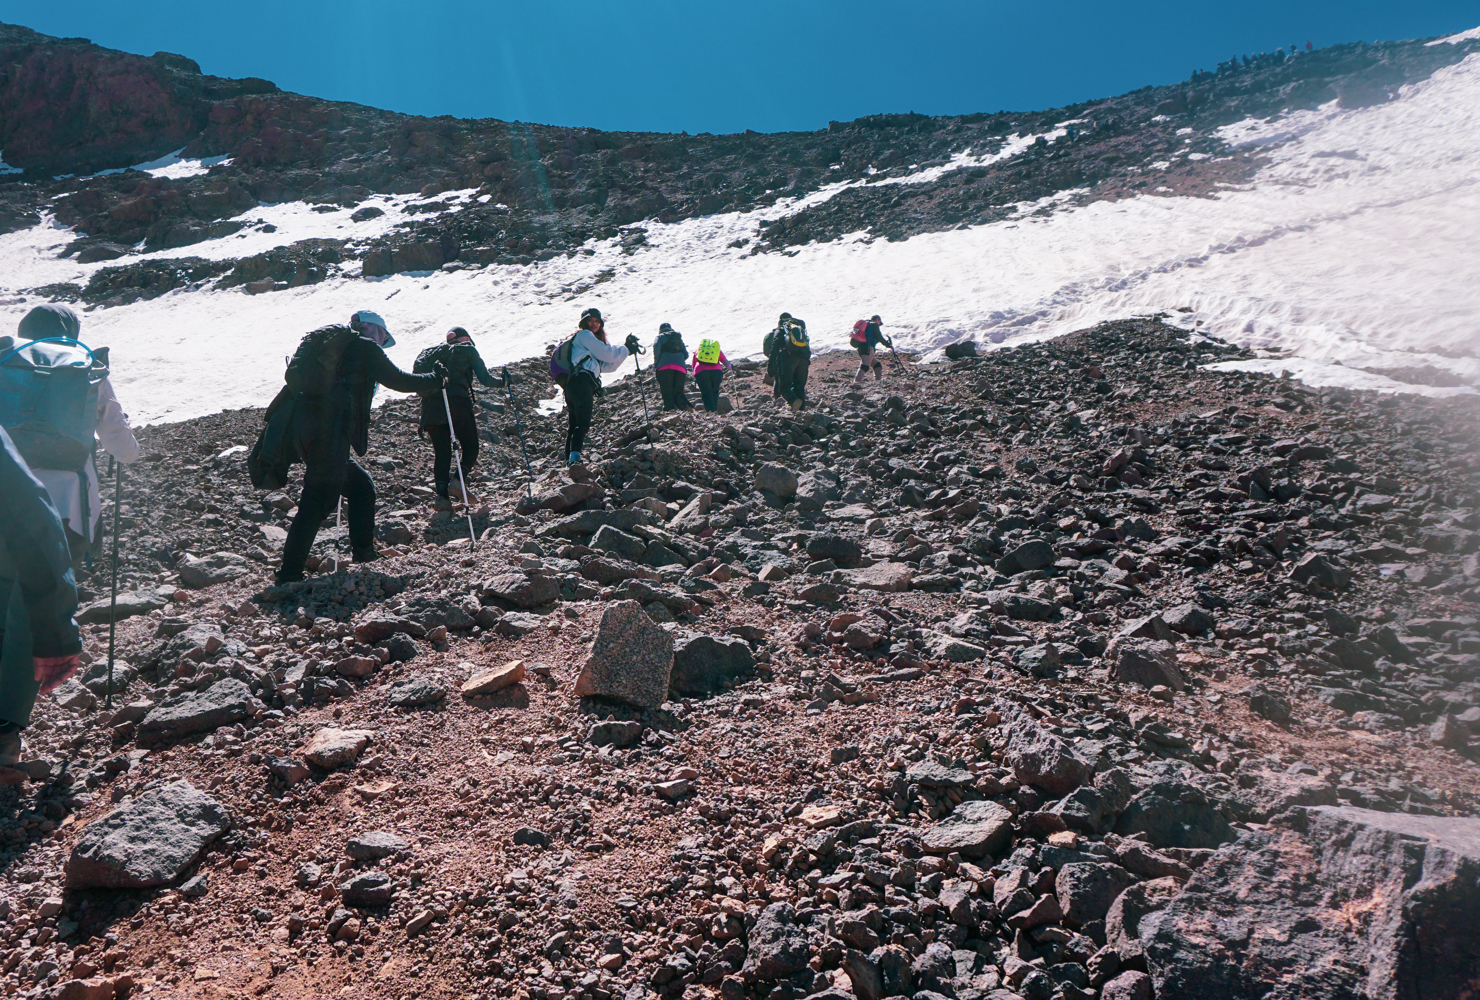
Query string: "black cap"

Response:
xmin=658 ymin=322 xmax=673 ymax=333
xmin=779 ymin=312 xmax=792 ymax=322
xmin=871 ymin=315 xmax=882 ymax=323
xmin=18 ymin=304 xmax=81 ymax=342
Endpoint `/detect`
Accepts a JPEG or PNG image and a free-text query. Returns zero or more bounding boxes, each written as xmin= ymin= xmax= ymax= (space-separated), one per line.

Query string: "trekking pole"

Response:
xmin=502 ymin=368 xmax=534 ymax=498
xmin=632 ymin=353 xmax=651 ymax=421
xmin=105 ymin=460 xmax=122 ymax=710
xmin=442 ymin=386 xmax=477 ymax=548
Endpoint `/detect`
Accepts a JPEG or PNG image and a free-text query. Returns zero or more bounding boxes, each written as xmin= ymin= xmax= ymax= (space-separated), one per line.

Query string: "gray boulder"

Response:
xmin=1003 ymin=716 xmax=1093 ymax=796
xmin=477 ymin=572 xmax=560 ymax=609
xmin=921 ymin=630 xmax=987 ymax=663
xmin=670 ymin=632 xmax=755 ymax=697
xmin=574 ymin=601 xmax=674 ymax=708
xmin=984 ymin=590 xmax=1058 ymax=621
xmin=1107 ymin=639 xmax=1185 ymax=691
xmin=178 ymin=551 xmax=252 ymax=589
xmin=922 ymin=800 xmax=1014 ymax=859
xmin=1162 ymin=602 xmax=1215 ymax=636
xmin=1105 ymin=876 xmax=1184 ymax=961
xmin=137 ymin=678 xmax=262 ymax=743
xmin=341 ymin=871 xmax=395 ymax=907
xmin=1144 ymin=806 xmax=1480 ymax=1000
xmin=754 ymin=463 xmax=798 ymax=499
xmin=347 ymin=831 xmax=407 ymax=861
xmin=806 ymin=532 xmax=863 ymax=568
xmin=998 ymin=539 xmax=1054 ymax=575
xmin=591 ymin=525 xmax=648 ymax=561
xmin=67 ymin=781 xmax=230 ymax=889
xmin=1055 ymin=862 xmax=1137 ymax=925
xmin=386 ymin=677 xmax=446 ymax=708
xmin=1115 ymin=780 xmax=1235 ymax=849
xmin=741 ymin=902 xmax=812 ymax=982
xmin=537 ymin=508 xmax=650 ymax=539
xmin=77 ymin=590 xmax=167 ymax=625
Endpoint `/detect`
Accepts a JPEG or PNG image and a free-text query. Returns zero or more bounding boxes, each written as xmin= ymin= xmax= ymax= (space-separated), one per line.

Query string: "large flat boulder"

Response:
xmin=66 ymin=780 xmax=230 ymax=889
xmin=922 ymin=799 xmax=1014 ymax=859
xmin=574 ymin=601 xmax=673 ymax=708
xmin=137 ymin=678 xmax=262 ymax=743
xmin=983 ymin=590 xmax=1058 ymax=621
xmin=476 ymin=572 xmax=560 ymax=609
xmin=177 ymin=551 xmax=252 ymax=589
xmin=537 ymin=508 xmax=650 ymax=539
xmin=1144 ymin=806 xmax=1480 ymax=999
xmin=834 ymin=562 xmax=913 ymax=593
xmin=76 ymin=590 xmax=167 ymax=625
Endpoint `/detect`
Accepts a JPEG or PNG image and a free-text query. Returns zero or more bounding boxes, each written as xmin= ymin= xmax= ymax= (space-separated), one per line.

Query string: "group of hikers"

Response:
xmin=0 ymin=302 xmax=897 ymax=770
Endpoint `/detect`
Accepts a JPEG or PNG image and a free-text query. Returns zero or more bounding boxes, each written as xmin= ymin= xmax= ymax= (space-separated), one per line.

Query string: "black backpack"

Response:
xmin=413 ymin=343 xmax=455 ymax=392
xmin=285 ymin=325 xmax=357 ymax=397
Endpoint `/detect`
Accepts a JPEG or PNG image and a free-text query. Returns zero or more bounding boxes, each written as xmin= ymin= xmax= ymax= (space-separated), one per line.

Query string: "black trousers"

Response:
xmin=695 ymin=370 xmax=723 ymax=411
xmin=281 ymin=402 xmax=376 ymax=579
xmin=563 ymin=374 xmax=597 ymax=458
xmin=425 ymin=394 xmax=479 ymax=490
xmin=656 ymin=369 xmax=694 ymax=410
xmin=775 ymin=353 xmax=810 ymax=406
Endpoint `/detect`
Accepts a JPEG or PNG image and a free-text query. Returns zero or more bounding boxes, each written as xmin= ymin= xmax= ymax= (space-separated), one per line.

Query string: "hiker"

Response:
xmin=2 ymin=305 xmax=140 ymax=568
xmin=0 ymin=424 xmax=82 ymax=769
xmin=850 ymin=314 xmax=893 ymax=386
xmin=560 ymin=308 xmax=639 ymax=467
xmin=415 ymin=327 xmax=498 ymax=511
xmin=275 ymin=310 xmax=445 ymax=585
xmin=690 ymin=337 xmax=732 ymax=412
xmin=652 ymin=323 xmax=694 ymax=411
xmin=765 ymin=314 xmax=811 ymax=413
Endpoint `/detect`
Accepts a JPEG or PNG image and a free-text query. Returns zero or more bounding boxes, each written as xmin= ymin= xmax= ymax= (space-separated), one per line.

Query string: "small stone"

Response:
xmin=655 ymin=779 xmax=692 ymax=800
xmin=834 ymin=562 xmax=913 ymax=593
xmin=513 ymin=827 xmax=549 ymax=847
xmin=406 ymin=909 xmax=436 ymax=935
xmin=347 ymin=831 xmax=407 ymax=861
xmin=461 ymin=660 xmax=525 ymax=696
xmin=335 ymin=655 xmax=380 ymax=679
xmin=302 ymin=728 xmax=373 ymax=769
xmin=340 ymin=871 xmax=395 ymax=907
xmin=178 ymin=551 xmax=252 ymax=589
xmin=800 ymin=804 xmax=843 ymax=829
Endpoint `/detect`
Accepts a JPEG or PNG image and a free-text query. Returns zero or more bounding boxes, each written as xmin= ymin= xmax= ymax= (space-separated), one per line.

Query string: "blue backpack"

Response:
xmin=0 ymin=335 xmax=108 ymax=472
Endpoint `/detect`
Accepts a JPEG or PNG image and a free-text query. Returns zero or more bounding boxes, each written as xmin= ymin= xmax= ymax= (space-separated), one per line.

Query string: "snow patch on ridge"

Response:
xmin=0 ymin=46 xmax=1477 ymax=422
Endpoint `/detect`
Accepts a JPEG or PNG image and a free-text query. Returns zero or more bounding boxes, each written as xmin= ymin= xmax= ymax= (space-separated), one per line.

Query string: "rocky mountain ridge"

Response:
xmin=1 ymin=21 xmax=1477 ymax=305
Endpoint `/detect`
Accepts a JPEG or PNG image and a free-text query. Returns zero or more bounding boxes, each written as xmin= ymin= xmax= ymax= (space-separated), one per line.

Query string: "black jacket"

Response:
xmin=331 ymin=338 xmax=441 ymax=455
xmin=0 ymin=425 xmax=80 ymax=658
xmin=418 ymin=342 xmax=498 ymax=425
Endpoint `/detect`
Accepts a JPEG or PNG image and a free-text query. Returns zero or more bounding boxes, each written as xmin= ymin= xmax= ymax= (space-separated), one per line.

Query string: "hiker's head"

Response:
xmin=779 ymin=312 xmax=792 ymax=325
xmin=18 ymin=304 xmax=81 ymax=342
xmin=447 ymin=327 xmax=472 ymax=344
xmin=871 ymin=315 xmax=883 ymax=324
xmin=580 ymin=308 xmax=606 ymax=339
xmin=351 ymin=310 xmax=394 ymax=348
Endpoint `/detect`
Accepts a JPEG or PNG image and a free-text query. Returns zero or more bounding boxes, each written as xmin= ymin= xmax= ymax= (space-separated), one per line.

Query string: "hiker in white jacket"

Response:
xmin=563 ymin=308 xmax=639 ymax=467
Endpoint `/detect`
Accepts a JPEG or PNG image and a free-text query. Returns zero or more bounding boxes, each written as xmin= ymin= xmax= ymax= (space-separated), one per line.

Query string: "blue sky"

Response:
xmin=3 ymin=1 xmax=1476 ymax=134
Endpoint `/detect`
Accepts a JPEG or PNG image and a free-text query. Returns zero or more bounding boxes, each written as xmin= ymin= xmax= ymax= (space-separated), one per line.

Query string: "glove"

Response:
xmin=35 ymin=654 xmax=80 ymax=697
xmin=433 ymin=361 xmax=450 ymax=386
xmin=624 ymin=334 xmax=642 ymax=354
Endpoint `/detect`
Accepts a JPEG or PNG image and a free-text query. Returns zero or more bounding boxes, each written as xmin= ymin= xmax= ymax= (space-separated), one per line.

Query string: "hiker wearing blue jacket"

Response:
xmin=0 ymin=424 xmax=82 ymax=769
xmin=563 ymin=308 xmax=638 ymax=467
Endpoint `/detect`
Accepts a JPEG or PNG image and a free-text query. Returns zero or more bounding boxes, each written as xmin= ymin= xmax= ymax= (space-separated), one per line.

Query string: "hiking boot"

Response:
xmin=567 ymin=451 xmax=582 ymax=467
xmin=0 ymin=723 xmax=23 ymax=768
xmin=789 ymin=399 xmax=803 ymax=414
xmin=352 ymin=546 xmax=380 ymax=564
xmin=433 ymin=490 xmax=453 ymax=512
xmin=274 ymin=567 xmax=304 ymax=586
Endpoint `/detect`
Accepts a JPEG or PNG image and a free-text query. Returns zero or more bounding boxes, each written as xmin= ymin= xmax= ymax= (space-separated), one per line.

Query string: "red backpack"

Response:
xmin=850 ymin=320 xmax=869 ymax=343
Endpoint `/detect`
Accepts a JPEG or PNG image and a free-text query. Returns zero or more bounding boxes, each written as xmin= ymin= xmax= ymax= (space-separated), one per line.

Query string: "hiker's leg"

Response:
xmin=450 ymin=396 xmax=479 ymax=475
xmin=427 ymin=422 xmax=452 ymax=493
xmin=342 ymin=458 xmax=377 ymax=554
xmin=0 ymin=577 xmax=39 ymax=731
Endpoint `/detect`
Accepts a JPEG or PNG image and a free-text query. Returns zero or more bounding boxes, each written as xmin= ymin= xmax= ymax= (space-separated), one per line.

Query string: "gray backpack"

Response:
xmin=0 ymin=335 xmax=108 ymax=472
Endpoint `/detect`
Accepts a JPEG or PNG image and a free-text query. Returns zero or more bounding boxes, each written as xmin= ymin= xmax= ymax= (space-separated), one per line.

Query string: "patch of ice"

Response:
xmin=1428 ymin=25 xmax=1480 ymax=45
xmin=0 ymin=152 xmax=23 ymax=175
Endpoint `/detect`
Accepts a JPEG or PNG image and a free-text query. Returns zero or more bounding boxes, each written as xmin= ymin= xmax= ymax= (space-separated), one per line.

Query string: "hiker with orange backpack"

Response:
xmin=850 ymin=314 xmax=892 ymax=386
xmin=690 ymin=337 xmax=732 ymax=412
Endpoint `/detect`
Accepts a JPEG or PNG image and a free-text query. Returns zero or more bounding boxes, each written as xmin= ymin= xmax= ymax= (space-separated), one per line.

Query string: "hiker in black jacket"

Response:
xmin=276 ymin=310 xmax=444 ymax=586
xmin=418 ymin=327 xmax=498 ymax=510
xmin=0 ymin=424 xmax=82 ymax=768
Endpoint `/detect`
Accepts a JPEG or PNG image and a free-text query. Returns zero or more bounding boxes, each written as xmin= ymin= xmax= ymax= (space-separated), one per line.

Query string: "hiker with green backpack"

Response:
xmin=690 ymin=337 xmax=732 ymax=412
xmin=258 ymin=310 xmax=446 ymax=586
xmin=763 ymin=313 xmax=811 ymax=413
xmin=414 ymin=327 xmax=498 ymax=511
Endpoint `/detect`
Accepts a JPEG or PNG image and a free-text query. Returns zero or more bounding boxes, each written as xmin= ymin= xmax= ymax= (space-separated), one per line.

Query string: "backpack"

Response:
xmin=762 ymin=330 xmax=778 ymax=358
xmin=787 ymin=320 xmax=810 ymax=352
xmin=696 ymin=339 xmax=721 ymax=365
xmin=413 ymin=343 xmax=455 ymax=393
xmin=549 ymin=336 xmax=576 ymax=387
xmin=285 ymin=325 xmax=357 ymax=397
xmin=0 ymin=335 xmax=108 ymax=472
xmin=851 ymin=320 xmax=870 ymax=343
